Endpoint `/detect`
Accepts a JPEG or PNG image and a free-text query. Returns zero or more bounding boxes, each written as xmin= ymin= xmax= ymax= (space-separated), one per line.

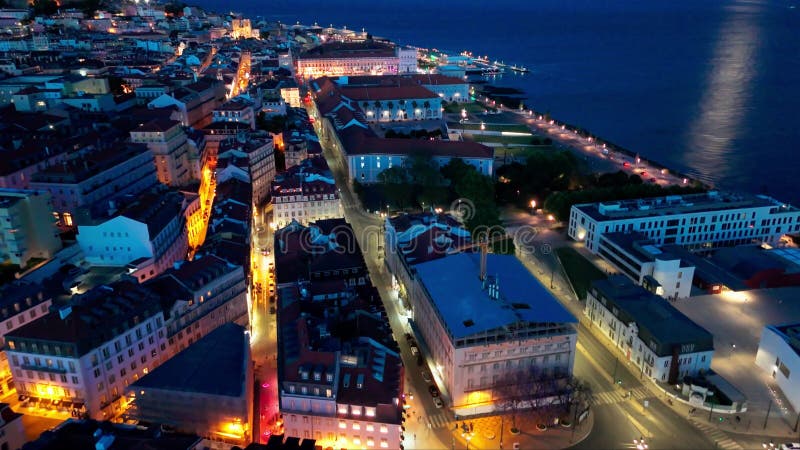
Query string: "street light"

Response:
xmin=633 ymin=437 xmax=648 ymax=450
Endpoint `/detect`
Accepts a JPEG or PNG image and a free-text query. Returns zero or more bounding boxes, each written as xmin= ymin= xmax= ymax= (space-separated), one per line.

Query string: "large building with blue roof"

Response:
xmin=408 ymin=252 xmax=577 ymax=416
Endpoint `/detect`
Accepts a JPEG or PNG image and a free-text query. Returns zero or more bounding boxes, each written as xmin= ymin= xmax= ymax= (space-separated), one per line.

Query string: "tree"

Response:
xmin=31 ymin=0 xmax=58 ymax=16
xmin=164 ymin=1 xmax=187 ymax=16
xmin=422 ymin=100 xmax=430 ymax=117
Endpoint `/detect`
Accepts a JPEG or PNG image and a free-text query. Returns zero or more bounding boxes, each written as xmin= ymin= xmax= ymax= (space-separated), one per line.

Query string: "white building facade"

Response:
xmin=596 ymin=232 xmax=695 ymax=299
xmin=755 ymin=324 xmax=800 ymax=413
xmin=585 ymin=276 xmax=714 ymax=384
xmin=569 ymin=191 xmax=800 ymax=253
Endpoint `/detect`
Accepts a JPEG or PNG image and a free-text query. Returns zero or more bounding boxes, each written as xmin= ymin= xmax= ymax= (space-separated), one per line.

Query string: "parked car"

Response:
xmin=433 ymin=397 xmax=444 ymax=409
xmin=421 ymin=370 xmax=432 ymax=383
xmin=428 ymin=385 xmax=440 ymax=397
xmin=404 ymin=333 xmax=413 ymax=342
xmin=410 ymin=346 xmax=419 ymax=356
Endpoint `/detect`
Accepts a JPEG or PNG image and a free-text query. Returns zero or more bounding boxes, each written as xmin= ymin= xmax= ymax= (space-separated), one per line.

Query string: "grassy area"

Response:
xmin=464 ymin=133 xmax=540 ymax=146
xmin=444 ymin=101 xmax=496 ymax=114
xmin=447 ymin=122 xmax=532 ymax=133
xmin=555 ymin=247 xmax=607 ymax=300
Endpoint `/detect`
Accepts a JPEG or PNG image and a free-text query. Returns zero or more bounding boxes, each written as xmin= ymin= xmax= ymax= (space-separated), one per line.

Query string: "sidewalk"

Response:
xmin=451 ymin=408 xmax=594 ymax=450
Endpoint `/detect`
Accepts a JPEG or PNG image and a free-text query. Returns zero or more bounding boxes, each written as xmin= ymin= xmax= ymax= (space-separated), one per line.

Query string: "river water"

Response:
xmin=193 ymin=0 xmax=800 ymax=203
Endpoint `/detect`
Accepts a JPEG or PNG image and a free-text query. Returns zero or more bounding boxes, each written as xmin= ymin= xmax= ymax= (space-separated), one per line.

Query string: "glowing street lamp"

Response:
xmin=530 ymin=199 xmax=537 ymax=209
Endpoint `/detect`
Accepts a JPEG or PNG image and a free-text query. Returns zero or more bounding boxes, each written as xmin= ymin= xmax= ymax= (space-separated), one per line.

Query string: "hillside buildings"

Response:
xmin=585 ymin=276 xmax=714 ymax=383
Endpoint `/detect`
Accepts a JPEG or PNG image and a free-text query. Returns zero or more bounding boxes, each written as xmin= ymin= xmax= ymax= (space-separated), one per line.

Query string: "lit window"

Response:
xmin=338 ymin=405 xmax=348 ymax=414
xmin=379 ymin=425 xmax=388 ymax=434
xmin=352 ymin=423 xmax=360 ymax=430
xmin=338 ymin=421 xmax=346 ymax=429
xmin=366 ymin=424 xmax=374 ymax=432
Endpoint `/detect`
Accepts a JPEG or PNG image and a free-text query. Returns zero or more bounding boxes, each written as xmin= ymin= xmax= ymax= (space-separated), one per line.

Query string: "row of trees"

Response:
xmin=544 ymin=183 xmax=707 ymax=222
xmin=494 ymin=366 xmax=592 ymax=430
xmin=376 ymin=154 xmax=500 ymax=232
xmin=496 ymin=150 xmax=580 ymax=207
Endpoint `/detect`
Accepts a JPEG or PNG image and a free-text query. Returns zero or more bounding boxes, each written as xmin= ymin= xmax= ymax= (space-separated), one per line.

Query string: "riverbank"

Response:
xmin=474 ymin=90 xmax=707 ymax=190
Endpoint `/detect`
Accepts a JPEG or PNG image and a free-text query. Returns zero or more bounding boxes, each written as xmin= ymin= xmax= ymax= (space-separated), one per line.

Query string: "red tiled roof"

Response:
xmin=339 ymin=84 xmax=438 ymax=101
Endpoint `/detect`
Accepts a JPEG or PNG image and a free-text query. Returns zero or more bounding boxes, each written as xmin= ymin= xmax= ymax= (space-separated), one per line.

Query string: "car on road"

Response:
xmin=269 ymin=306 xmax=276 ymax=315
xmin=421 ymin=370 xmax=432 ymax=382
xmin=781 ymin=444 xmax=800 ymax=450
xmin=433 ymin=397 xmax=444 ymax=409
xmin=404 ymin=333 xmax=413 ymax=342
xmin=410 ymin=345 xmax=419 ymax=356
xmin=428 ymin=385 xmax=440 ymax=397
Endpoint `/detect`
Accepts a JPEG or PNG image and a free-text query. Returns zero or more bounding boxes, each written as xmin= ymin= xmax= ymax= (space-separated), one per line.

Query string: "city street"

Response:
xmin=249 ymin=208 xmax=280 ymax=444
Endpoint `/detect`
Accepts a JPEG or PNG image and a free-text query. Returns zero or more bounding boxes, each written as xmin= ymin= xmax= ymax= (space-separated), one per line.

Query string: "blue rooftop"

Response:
xmin=414 ymin=253 xmax=576 ymax=339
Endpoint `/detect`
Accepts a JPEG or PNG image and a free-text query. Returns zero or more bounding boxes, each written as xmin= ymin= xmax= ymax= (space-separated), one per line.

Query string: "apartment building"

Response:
xmin=0 ymin=189 xmax=62 ymax=267
xmin=585 ymin=276 xmax=714 ymax=383
xmin=130 ymin=119 xmax=192 ymax=187
xmin=271 ymin=158 xmax=342 ymax=228
xmin=5 ymin=281 xmax=168 ymax=419
xmin=29 ymin=143 xmax=158 ymax=228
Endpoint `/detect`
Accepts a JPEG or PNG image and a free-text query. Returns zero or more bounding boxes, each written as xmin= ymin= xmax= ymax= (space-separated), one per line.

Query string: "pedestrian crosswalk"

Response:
xmin=688 ymin=419 xmax=744 ymax=450
xmin=592 ymin=386 xmax=650 ymax=405
xmin=425 ymin=413 xmax=450 ymax=429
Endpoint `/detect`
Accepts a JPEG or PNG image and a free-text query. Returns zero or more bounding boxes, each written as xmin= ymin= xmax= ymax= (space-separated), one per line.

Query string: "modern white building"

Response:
xmin=0 ymin=189 xmax=62 ymax=267
xmin=5 ymin=281 xmax=168 ymax=420
xmin=408 ymin=252 xmax=577 ymax=416
xmin=596 ymin=232 xmax=695 ymax=299
xmin=76 ymin=191 xmax=187 ymax=282
xmin=585 ymin=276 xmax=714 ymax=383
xmin=271 ymin=158 xmax=342 ymax=228
xmin=756 ymin=324 xmax=800 ymax=414
xmin=569 ymin=191 xmax=800 ymax=253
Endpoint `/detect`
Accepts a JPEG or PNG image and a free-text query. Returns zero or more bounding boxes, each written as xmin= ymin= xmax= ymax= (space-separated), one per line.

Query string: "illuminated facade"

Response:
xmin=217 ymin=133 xmax=276 ymax=206
xmin=125 ymin=323 xmax=253 ymax=447
xmin=275 ymin=220 xmax=404 ymax=448
xmin=5 ymin=281 xmax=168 ymax=420
xmin=585 ymin=276 xmax=714 ymax=384
xmin=130 ymin=119 xmax=193 ymax=187
xmin=407 ymin=253 xmax=577 ymax=416
xmin=568 ymin=191 xmax=800 ymax=253
xmin=0 ymin=279 xmax=54 ymax=399
xmin=296 ymin=41 xmax=416 ymax=79
xmin=271 ymin=158 xmax=342 ymax=228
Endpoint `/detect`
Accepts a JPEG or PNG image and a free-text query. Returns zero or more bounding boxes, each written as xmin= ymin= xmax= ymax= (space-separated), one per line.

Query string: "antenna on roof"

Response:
xmin=479 ymin=236 xmax=488 ymax=281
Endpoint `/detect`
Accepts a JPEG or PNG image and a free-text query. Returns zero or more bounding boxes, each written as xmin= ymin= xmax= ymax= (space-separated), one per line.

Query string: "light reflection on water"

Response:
xmin=682 ymin=0 xmax=763 ymax=186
